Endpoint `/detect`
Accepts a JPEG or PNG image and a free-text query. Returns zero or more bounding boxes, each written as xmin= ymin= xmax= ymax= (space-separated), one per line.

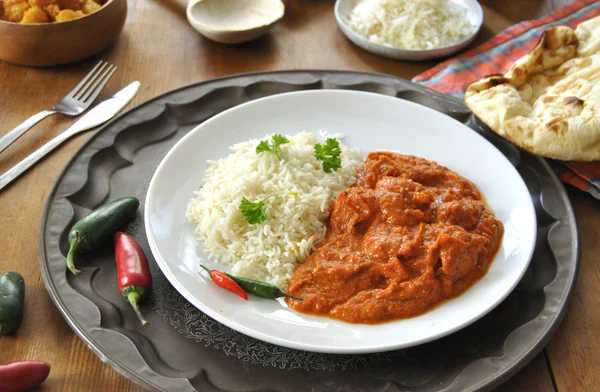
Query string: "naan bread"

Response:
xmin=464 ymin=16 xmax=600 ymax=161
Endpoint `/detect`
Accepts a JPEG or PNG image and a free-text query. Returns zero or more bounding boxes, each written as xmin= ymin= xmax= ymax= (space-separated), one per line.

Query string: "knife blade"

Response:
xmin=0 ymin=81 xmax=141 ymax=192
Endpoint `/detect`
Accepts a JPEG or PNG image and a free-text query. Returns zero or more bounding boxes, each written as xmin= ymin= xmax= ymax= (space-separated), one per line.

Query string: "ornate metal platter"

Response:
xmin=39 ymin=71 xmax=579 ymax=392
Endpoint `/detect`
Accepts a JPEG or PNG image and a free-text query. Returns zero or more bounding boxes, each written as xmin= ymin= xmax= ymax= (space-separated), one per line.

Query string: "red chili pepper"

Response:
xmin=114 ymin=232 xmax=152 ymax=327
xmin=0 ymin=361 xmax=50 ymax=392
xmin=200 ymin=265 xmax=248 ymax=300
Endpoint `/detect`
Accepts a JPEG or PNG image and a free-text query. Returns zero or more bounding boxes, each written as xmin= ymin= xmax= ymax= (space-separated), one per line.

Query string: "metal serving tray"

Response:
xmin=40 ymin=71 xmax=578 ymax=392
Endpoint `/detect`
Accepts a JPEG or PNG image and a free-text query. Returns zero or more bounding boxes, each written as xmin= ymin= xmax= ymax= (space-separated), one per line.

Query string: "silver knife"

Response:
xmin=0 ymin=81 xmax=141 ymax=192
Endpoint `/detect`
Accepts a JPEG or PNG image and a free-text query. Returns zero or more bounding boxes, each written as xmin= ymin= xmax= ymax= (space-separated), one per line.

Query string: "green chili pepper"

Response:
xmin=67 ymin=196 xmax=140 ymax=275
xmin=0 ymin=271 xmax=25 ymax=336
xmin=226 ymin=272 xmax=302 ymax=301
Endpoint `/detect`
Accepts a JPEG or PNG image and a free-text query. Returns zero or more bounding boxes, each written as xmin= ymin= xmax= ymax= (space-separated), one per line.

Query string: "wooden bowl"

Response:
xmin=0 ymin=0 xmax=127 ymax=67
xmin=186 ymin=0 xmax=284 ymax=44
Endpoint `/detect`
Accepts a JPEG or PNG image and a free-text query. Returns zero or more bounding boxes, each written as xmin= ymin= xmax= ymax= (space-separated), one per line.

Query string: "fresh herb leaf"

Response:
xmin=255 ymin=134 xmax=290 ymax=159
xmin=239 ymin=196 xmax=269 ymax=224
xmin=287 ymin=191 xmax=299 ymax=197
xmin=271 ymin=134 xmax=289 ymax=150
xmin=255 ymin=140 xmax=272 ymax=155
xmin=314 ymin=138 xmax=342 ymax=173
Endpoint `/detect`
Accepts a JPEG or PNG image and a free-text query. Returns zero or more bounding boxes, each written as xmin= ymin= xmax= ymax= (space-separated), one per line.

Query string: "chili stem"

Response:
xmin=199 ymin=265 xmax=212 ymax=275
xmin=66 ymin=238 xmax=82 ymax=275
xmin=126 ymin=291 xmax=149 ymax=327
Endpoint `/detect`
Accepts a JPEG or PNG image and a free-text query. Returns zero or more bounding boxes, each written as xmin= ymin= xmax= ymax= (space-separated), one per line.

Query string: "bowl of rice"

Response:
xmin=334 ymin=0 xmax=483 ymax=61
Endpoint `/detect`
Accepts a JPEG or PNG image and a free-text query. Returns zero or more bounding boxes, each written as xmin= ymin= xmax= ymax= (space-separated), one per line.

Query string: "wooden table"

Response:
xmin=1 ymin=0 xmax=597 ymax=391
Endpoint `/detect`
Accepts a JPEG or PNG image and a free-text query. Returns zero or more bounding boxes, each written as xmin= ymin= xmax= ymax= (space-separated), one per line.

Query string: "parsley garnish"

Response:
xmin=256 ymin=134 xmax=289 ymax=159
xmin=239 ymin=196 xmax=271 ymax=224
xmin=314 ymin=138 xmax=342 ymax=173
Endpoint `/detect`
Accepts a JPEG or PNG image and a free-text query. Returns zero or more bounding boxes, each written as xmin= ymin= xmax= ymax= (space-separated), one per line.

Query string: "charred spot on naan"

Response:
xmin=538 ymin=95 xmax=584 ymax=106
xmin=564 ymin=96 xmax=585 ymax=106
xmin=544 ymin=26 xmax=579 ymax=49
xmin=465 ymin=75 xmax=509 ymax=93
xmin=547 ymin=118 xmax=569 ymax=134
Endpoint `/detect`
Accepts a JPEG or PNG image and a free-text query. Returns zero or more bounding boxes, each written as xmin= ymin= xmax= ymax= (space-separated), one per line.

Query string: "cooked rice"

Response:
xmin=186 ymin=131 xmax=362 ymax=290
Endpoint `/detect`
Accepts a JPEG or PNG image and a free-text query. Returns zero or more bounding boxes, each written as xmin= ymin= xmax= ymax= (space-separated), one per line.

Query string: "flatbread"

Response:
xmin=464 ymin=16 xmax=600 ymax=161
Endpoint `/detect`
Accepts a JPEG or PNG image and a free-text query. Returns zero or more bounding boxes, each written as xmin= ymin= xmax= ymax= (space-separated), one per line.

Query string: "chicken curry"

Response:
xmin=286 ymin=152 xmax=504 ymax=324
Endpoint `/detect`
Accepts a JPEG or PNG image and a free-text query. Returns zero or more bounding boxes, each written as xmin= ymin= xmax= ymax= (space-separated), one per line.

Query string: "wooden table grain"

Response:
xmin=0 ymin=1 xmax=595 ymax=391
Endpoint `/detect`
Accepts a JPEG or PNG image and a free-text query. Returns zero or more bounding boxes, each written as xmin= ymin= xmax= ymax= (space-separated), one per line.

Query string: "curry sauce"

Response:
xmin=286 ymin=152 xmax=504 ymax=324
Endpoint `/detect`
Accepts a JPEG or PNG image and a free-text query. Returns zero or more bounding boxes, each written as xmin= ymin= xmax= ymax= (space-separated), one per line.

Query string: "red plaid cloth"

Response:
xmin=412 ymin=0 xmax=600 ymax=199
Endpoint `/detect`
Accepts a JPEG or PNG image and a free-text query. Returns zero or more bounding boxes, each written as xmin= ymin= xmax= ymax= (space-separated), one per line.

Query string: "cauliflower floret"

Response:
xmin=45 ymin=3 xmax=60 ymax=20
xmin=81 ymin=0 xmax=100 ymax=14
xmin=27 ymin=0 xmax=50 ymax=8
xmin=54 ymin=8 xmax=84 ymax=21
xmin=21 ymin=4 xmax=49 ymax=22
xmin=4 ymin=1 xmax=30 ymax=22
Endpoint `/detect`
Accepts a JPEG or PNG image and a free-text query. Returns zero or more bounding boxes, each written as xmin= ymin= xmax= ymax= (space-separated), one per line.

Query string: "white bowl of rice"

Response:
xmin=334 ymin=0 xmax=483 ymax=61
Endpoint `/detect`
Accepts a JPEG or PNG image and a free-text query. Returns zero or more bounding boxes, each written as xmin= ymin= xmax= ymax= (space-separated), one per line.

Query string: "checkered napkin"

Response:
xmin=412 ymin=0 xmax=600 ymax=199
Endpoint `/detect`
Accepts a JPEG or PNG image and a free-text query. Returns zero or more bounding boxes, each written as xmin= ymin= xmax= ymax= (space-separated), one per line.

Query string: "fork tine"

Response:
xmin=80 ymin=65 xmax=117 ymax=104
xmin=68 ymin=61 xmax=106 ymax=100
xmin=73 ymin=61 xmax=110 ymax=101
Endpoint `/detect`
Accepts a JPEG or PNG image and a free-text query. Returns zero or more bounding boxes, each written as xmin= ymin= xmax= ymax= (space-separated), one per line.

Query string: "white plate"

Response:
xmin=334 ymin=0 xmax=483 ymax=61
xmin=145 ymin=90 xmax=536 ymax=354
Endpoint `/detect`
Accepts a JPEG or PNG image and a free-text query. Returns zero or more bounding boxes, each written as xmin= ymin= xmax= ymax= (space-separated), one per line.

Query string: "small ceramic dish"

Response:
xmin=334 ymin=0 xmax=483 ymax=61
xmin=0 ymin=0 xmax=127 ymax=67
xmin=186 ymin=0 xmax=285 ymax=44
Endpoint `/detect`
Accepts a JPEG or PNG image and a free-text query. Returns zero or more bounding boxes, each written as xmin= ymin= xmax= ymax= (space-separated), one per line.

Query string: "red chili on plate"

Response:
xmin=114 ymin=232 xmax=152 ymax=326
xmin=200 ymin=265 xmax=248 ymax=300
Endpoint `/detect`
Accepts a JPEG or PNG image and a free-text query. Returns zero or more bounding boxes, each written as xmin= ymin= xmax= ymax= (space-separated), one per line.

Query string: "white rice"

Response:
xmin=186 ymin=131 xmax=362 ymax=290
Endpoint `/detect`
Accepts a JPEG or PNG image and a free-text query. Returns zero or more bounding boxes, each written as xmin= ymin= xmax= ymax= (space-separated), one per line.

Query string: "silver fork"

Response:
xmin=0 ymin=60 xmax=117 ymax=154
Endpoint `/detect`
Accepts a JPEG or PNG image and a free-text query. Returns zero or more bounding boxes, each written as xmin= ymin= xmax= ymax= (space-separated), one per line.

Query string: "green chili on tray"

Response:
xmin=67 ymin=196 xmax=140 ymax=275
xmin=200 ymin=265 xmax=302 ymax=301
xmin=0 ymin=271 xmax=25 ymax=336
